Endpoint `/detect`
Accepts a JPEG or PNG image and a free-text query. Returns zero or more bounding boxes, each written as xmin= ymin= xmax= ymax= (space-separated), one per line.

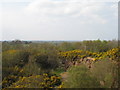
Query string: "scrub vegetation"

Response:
xmin=1 ymin=40 xmax=119 ymax=88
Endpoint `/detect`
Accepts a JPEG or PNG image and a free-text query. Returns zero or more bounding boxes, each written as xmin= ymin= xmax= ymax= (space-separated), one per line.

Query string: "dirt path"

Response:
xmin=60 ymin=72 xmax=68 ymax=81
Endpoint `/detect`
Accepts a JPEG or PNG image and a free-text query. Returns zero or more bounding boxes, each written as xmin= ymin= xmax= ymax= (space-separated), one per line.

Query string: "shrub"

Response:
xmin=9 ymin=74 xmax=61 ymax=88
xmin=35 ymin=53 xmax=60 ymax=73
xmin=91 ymin=59 xmax=117 ymax=88
xmin=63 ymin=65 xmax=101 ymax=88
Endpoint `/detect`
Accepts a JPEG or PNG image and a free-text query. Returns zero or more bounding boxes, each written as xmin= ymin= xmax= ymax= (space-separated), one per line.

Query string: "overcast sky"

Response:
xmin=0 ymin=0 xmax=118 ymax=41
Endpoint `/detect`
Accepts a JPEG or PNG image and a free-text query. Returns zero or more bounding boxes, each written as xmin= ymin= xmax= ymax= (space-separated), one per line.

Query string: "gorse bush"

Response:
xmin=9 ymin=74 xmax=61 ymax=88
xmin=2 ymin=50 xmax=30 ymax=79
xmin=2 ymin=40 xmax=119 ymax=88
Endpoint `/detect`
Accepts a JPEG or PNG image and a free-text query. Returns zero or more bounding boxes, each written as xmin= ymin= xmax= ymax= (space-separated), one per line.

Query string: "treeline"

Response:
xmin=2 ymin=40 xmax=119 ymax=88
xmin=2 ymin=39 xmax=118 ymax=52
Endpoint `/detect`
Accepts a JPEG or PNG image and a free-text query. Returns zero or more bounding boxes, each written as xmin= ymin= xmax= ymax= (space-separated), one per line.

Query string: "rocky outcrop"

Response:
xmin=63 ymin=57 xmax=95 ymax=70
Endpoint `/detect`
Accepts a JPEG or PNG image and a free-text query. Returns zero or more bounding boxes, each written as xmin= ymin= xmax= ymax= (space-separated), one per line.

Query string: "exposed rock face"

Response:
xmin=63 ymin=57 xmax=95 ymax=70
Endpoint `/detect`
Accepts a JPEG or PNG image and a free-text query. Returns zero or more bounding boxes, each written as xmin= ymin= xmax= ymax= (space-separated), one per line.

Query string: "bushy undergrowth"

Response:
xmin=63 ymin=65 xmax=101 ymax=88
xmin=2 ymin=40 xmax=119 ymax=88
